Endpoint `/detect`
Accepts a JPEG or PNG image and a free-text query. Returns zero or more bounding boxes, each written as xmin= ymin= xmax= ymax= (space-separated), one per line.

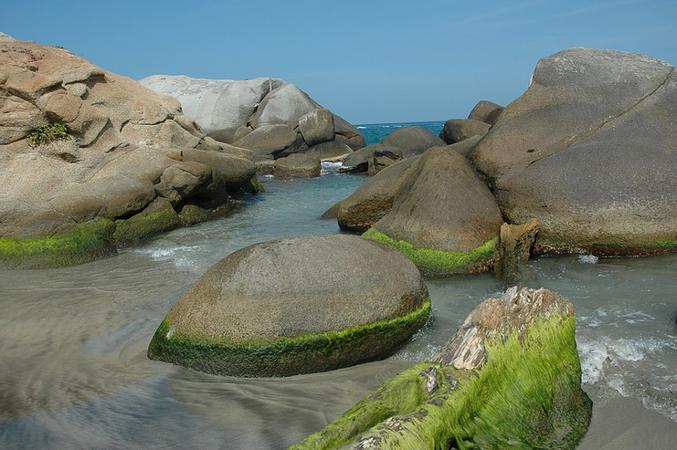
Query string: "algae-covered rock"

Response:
xmin=112 ymin=197 xmax=181 ymax=244
xmin=147 ymin=235 xmax=430 ymax=377
xmin=364 ymin=148 xmax=503 ymax=276
xmin=0 ymin=219 xmax=117 ymax=269
xmin=0 ymin=38 xmax=257 ymax=268
xmin=293 ymin=287 xmax=592 ymax=449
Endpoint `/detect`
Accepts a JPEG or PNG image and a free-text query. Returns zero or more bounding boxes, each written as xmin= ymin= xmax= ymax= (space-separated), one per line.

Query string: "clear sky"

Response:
xmin=2 ymin=0 xmax=676 ymax=124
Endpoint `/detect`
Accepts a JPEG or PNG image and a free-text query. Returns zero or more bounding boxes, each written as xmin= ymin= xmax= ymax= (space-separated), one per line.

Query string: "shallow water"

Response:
xmin=1 ymin=168 xmax=676 ymax=449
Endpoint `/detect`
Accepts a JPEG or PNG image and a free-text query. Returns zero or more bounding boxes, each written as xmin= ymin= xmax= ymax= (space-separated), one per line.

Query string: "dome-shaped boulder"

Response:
xmin=148 ymin=235 xmax=430 ymax=377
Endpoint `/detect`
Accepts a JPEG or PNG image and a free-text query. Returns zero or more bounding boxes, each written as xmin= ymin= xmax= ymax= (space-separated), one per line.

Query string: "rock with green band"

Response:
xmin=293 ymin=287 xmax=592 ymax=449
xmin=148 ymin=235 xmax=430 ymax=377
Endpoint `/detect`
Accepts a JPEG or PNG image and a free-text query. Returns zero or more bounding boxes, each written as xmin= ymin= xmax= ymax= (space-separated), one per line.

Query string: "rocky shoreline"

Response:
xmin=2 ymin=31 xmax=676 ymax=449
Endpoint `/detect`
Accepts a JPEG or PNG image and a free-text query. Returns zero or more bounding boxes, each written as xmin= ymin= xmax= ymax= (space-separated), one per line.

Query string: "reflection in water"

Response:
xmin=1 ymin=170 xmax=676 ymax=449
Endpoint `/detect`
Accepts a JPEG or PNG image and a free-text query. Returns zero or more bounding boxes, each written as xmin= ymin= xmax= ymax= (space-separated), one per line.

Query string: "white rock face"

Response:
xmin=140 ymin=75 xmax=285 ymax=142
xmin=140 ymin=75 xmax=364 ymax=149
xmin=0 ymin=32 xmax=16 ymax=41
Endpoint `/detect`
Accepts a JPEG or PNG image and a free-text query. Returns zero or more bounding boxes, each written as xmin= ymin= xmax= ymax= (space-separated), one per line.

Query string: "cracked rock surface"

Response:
xmin=0 ymin=38 xmax=256 ymax=239
xmin=471 ymin=48 xmax=677 ymax=254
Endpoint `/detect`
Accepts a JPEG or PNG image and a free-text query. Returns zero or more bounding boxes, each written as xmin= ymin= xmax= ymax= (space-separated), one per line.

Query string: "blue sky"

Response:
xmin=2 ymin=0 xmax=676 ymax=124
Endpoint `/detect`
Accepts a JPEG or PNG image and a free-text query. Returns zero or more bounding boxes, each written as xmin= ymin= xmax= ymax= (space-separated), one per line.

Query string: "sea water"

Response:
xmin=357 ymin=120 xmax=444 ymax=145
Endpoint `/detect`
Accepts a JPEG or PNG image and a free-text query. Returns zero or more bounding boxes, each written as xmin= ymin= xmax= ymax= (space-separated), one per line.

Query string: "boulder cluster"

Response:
xmin=335 ymin=108 xmax=504 ymax=275
xmin=0 ymin=36 xmax=257 ymax=268
xmin=140 ymin=75 xmax=366 ymax=178
xmin=334 ymin=48 xmax=677 ymax=277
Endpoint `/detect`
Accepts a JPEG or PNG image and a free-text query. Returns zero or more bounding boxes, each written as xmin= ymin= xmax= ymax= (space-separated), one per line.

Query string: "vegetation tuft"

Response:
xmin=27 ymin=123 xmax=69 ymax=147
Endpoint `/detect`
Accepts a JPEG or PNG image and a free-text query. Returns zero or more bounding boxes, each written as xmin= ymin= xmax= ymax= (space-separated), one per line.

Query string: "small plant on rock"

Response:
xmin=27 ymin=123 xmax=69 ymax=147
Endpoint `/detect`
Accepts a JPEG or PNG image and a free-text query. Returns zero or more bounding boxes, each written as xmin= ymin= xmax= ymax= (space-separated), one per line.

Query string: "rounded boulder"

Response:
xmin=147 ymin=235 xmax=431 ymax=377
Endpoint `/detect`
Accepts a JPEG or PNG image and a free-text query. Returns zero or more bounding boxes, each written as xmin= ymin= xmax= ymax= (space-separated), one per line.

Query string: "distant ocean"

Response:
xmin=356 ymin=121 xmax=445 ymax=145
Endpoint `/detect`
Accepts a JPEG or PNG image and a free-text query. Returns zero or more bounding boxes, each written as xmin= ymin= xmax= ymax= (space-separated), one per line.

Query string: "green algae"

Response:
xmin=293 ymin=314 xmax=591 ymax=449
xmin=248 ymin=175 xmax=265 ymax=193
xmin=147 ymin=298 xmax=432 ymax=377
xmin=112 ymin=207 xmax=181 ymax=244
xmin=363 ymin=228 xmax=497 ymax=275
xmin=0 ymin=198 xmax=235 ymax=268
xmin=178 ymin=204 xmax=215 ymax=226
xmin=0 ymin=219 xmax=116 ymax=268
xmin=654 ymin=239 xmax=677 ymax=249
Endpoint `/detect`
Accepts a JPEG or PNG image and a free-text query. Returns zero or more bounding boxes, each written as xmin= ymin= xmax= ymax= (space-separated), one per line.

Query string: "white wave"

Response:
xmin=578 ymin=254 xmax=599 ymax=264
xmin=320 ymin=161 xmax=344 ymax=175
xmin=134 ymin=245 xmax=202 ymax=269
xmin=577 ymin=339 xmax=609 ymax=384
xmin=578 ymin=335 xmax=672 ymax=384
xmin=392 ymin=343 xmax=440 ymax=362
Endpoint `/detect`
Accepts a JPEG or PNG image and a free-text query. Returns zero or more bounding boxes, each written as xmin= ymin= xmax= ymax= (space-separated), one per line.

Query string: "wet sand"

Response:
xmin=580 ymin=387 xmax=677 ymax=449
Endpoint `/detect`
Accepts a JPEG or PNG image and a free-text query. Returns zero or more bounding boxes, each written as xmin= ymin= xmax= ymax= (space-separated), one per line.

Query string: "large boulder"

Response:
xmin=341 ymin=143 xmax=403 ymax=173
xmin=147 ymin=235 xmax=431 ymax=377
xmin=334 ymin=115 xmax=366 ymax=149
xmin=273 ymin=153 xmax=321 ymax=178
xmin=439 ymin=118 xmax=491 ymax=144
xmin=447 ymin=135 xmax=483 ymax=158
xmin=232 ymin=123 xmax=297 ymax=158
xmin=367 ymin=138 xmax=484 ymax=175
xmin=337 ymin=156 xmax=421 ymax=231
xmin=367 ymin=146 xmax=407 ymax=175
xmin=0 ymin=38 xmax=256 ymax=268
xmin=297 ymin=108 xmax=334 ymax=146
xmin=249 ymin=84 xmax=317 ymax=128
xmin=383 ymin=126 xmax=445 ymax=153
xmin=306 ymin=137 xmax=353 ymax=159
xmin=468 ymin=100 xmax=504 ymax=125
xmin=364 ymin=148 xmax=504 ymax=275
xmin=141 ymin=75 xmax=365 ymax=152
xmin=294 ymin=287 xmax=592 ymax=449
xmin=471 ymin=48 xmax=677 ymax=255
